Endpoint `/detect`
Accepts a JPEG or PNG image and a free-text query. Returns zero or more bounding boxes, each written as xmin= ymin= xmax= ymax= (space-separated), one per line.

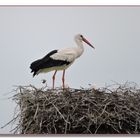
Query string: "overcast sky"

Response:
xmin=0 ymin=6 xmax=140 ymax=134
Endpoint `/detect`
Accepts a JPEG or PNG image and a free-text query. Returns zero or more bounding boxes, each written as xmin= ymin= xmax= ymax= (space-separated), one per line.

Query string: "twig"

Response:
xmin=1 ymin=115 xmax=18 ymax=129
xmin=52 ymin=103 xmax=70 ymax=124
xmin=33 ymin=103 xmax=39 ymax=120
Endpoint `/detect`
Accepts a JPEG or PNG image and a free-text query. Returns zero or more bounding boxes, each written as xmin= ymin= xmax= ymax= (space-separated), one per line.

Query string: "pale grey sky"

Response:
xmin=0 ymin=6 xmax=140 ymax=134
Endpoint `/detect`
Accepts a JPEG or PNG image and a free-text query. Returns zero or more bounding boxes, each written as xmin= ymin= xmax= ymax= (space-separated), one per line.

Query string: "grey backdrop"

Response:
xmin=0 ymin=6 xmax=140 ymax=133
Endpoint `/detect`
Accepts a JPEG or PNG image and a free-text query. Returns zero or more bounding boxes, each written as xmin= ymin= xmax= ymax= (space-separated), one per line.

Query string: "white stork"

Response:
xmin=30 ymin=34 xmax=95 ymax=89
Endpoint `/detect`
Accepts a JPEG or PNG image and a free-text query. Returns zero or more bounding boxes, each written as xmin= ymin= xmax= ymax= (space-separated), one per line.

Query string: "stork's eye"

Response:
xmin=80 ymin=35 xmax=83 ymax=38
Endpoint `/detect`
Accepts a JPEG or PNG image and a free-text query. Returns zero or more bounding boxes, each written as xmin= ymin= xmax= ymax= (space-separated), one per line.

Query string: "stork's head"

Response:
xmin=74 ymin=34 xmax=95 ymax=49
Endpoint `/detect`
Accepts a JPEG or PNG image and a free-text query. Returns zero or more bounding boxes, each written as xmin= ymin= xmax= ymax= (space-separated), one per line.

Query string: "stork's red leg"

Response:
xmin=62 ymin=70 xmax=65 ymax=89
xmin=52 ymin=70 xmax=57 ymax=89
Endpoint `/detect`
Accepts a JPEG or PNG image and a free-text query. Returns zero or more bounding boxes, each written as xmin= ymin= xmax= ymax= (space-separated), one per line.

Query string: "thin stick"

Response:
xmin=52 ymin=103 xmax=70 ymax=124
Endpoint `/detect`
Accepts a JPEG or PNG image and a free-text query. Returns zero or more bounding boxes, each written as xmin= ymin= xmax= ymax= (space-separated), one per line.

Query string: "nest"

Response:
xmin=10 ymin=83 xmax=140 ymax=134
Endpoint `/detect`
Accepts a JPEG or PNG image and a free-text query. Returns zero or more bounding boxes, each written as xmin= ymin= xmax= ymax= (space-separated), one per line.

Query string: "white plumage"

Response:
xmin=50 ymin=47 xmax=81 ymax=62
xmin=30 ymin=34 xmax=95 ymax=89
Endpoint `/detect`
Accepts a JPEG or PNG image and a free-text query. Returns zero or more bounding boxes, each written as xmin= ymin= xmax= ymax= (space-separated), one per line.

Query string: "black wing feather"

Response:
xmin=30 ymin=50 xmax=70 ymax=77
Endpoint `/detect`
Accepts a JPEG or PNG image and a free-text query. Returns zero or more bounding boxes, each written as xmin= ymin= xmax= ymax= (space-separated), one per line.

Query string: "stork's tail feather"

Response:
xmin=30 ymin=59 xmax=42 ymax=77
xmin=30 ymin=67 xmax=38 ymax=77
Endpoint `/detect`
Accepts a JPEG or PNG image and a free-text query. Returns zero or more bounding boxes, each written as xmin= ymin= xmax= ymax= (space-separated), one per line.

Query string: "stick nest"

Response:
xmin=12 ymin=83 xmax=140 ymax=134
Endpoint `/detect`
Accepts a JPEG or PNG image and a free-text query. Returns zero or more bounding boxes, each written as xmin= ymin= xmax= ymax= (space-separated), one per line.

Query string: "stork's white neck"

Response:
xmin=75 ymin=38 xmax=84 ymax=58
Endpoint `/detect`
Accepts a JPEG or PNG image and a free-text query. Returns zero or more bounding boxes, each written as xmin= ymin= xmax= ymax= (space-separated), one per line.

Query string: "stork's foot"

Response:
xmin=61 ymin=84 xmax=69 ymax=90
xmin=52 ymin=85 xmax=55 ymax=90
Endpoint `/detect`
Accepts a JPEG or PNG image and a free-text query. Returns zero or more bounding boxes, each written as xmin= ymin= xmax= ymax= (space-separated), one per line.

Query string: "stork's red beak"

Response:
xmin=82 ymin=37 xmax=95 ymax=49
